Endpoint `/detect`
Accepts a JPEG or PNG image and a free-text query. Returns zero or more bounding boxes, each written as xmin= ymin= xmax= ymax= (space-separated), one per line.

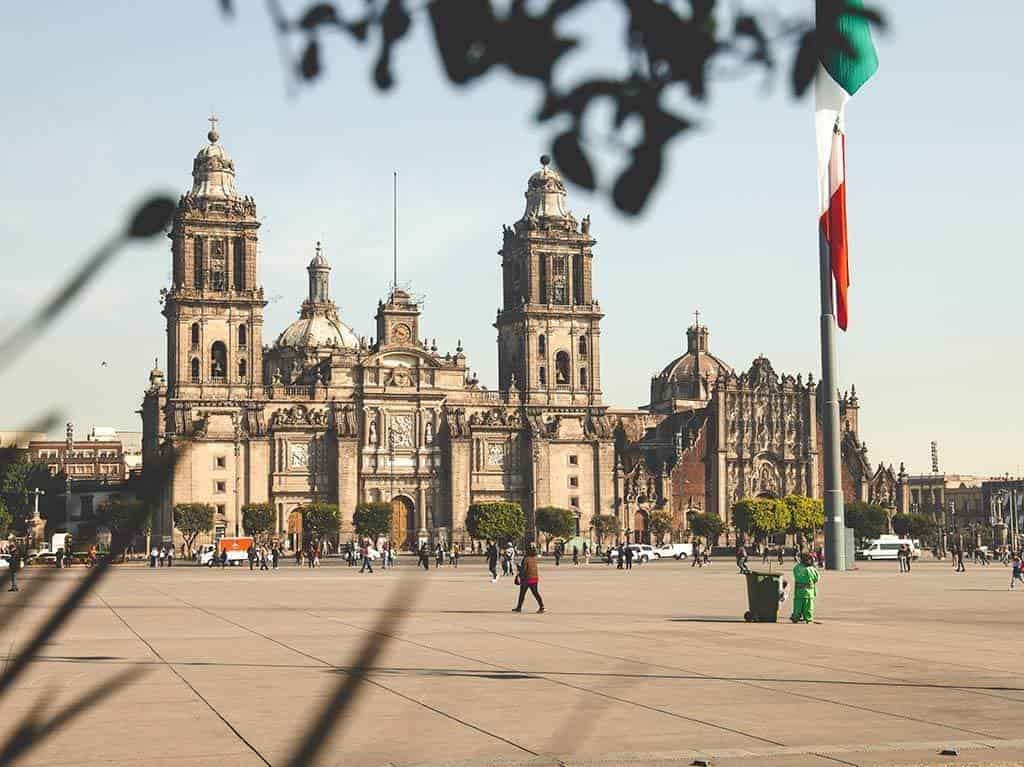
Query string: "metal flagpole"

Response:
xmin=393 ymin=171 xmax=398 ymax=291
xmin=819 ymin=227 xmax=846 ymax=571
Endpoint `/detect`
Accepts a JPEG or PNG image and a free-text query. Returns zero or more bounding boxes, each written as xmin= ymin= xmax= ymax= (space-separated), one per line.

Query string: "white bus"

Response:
xmin=856 ymin=536 xmax=920 ymax=561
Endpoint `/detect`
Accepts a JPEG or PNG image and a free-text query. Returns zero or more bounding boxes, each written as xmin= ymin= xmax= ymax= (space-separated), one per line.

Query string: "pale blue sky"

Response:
xmin=1 ymin=1 xmax=1020 ymax=476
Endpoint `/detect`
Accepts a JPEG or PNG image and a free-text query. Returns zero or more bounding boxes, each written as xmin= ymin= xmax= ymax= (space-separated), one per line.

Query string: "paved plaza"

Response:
xmin=2 ymin=557 xmax=1023 ymax=767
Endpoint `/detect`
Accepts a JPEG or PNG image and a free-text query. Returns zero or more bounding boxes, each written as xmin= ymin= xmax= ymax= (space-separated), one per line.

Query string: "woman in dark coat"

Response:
xmin=513 ymin=543 xmax=545 ymax=613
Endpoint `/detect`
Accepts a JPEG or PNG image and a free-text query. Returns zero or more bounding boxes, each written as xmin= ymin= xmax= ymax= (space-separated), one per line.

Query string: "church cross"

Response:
xmin=208 ymin=112 xmax=219 ymax=132
xmin=693 ymin=308 xmax=701 ymax=328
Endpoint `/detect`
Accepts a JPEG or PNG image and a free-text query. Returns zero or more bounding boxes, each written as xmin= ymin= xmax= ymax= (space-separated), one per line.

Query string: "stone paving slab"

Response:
xmin=2 ymin=558 xmax=1022 ymax=766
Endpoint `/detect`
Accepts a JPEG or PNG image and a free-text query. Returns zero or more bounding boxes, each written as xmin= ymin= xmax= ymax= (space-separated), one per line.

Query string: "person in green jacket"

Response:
xmin=791 ymin=551 xmax=820 ymax=623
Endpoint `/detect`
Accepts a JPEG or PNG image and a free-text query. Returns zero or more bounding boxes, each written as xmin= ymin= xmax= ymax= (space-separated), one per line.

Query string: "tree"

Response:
xmin=173 ymin=502 xmax=215 ymax=556
xmin=535 ymin=506 xmax=575 ymax=550
xmin=784 ymin=494 xmax=825 ymax=546
xmin=0 ymin=498 xmax=11 ymax=538
xmin=732 ymin=497 xmax=789 ymax=542
xmin=689 ymin=512 xmax=724 ymax=545
xmin=891 ymin=511 xmax=937 ymax=541
xmin=241 ymin=502 xmax=275 ymax=539
xmin=0 ymin=450 xmax=64 ymax=533
xmin=96 ymin=498 xmax=150 ymax=557
xmin=466 ymin=501 xmax=525 ymax=544
xmin=647 ymin=508 xmax=675 ymax=544
xmin=845 ymin=501 xmax=889 ymax=542
xmin=353 ymin=501 xmax=393 ymax=541
xmin=231 ymin=1 xmax=885 ymax=216
xmin=302 ymin=502 xmax=340 ymax=543
xmin=591 ymin=513 xmax=619 ymax=545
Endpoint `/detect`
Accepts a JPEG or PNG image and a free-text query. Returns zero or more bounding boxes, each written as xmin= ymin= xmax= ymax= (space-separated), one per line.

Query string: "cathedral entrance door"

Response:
xmin=287 ymin=509 xmax=304 ymax=552
xmin=390 ymin=496 xmax=415 ymax=551
xmin=633 ymin=510 xmax=648 ymax=544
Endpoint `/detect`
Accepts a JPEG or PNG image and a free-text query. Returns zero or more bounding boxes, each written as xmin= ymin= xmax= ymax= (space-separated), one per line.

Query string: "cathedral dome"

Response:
xmin=520 ymin=155 xmax=575 ymax=225
xmin=191 ymin=117 xmax=240 ymax=199
xmin=648 ymin=320 xmax=733 ymax=410
xmin=275 ymin=314 xmax=359 ymax=350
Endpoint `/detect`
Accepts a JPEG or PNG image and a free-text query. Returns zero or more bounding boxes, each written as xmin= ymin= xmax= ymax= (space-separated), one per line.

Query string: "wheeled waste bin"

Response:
xmin=743 ymin=571 xmax=782 ymax=622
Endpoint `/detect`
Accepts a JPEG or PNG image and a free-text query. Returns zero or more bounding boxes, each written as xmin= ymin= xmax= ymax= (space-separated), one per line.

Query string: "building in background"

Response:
xmin=0 ymin=430 xmax=47 ymax=449
xmin=29 ymin=426 xmax=128 ymax=482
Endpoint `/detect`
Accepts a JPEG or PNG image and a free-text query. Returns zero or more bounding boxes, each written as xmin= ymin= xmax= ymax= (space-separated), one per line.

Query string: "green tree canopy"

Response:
xmin=302 ymin=502 xmax=340 ymax=543
xmin=845 ymin=501 xmax=889 ymax=542
xmin=689 ymin=512 xmax=724 ymax=544
xmin=591 ymin=513 xmax=619 ymax=545
xmin=647 ymin=508 xmax=675 ymax=543
xmin=892 ymin=512 xmax=937 ymax=541
xmin=173 ymin=502 xmax=215 ymax=555
xmin=784 ymin=494 xmax=825 ymax=534
xmin=241 ymin=502 xmax=275 ymax=539
xmin=0 ymin=450 xmax=65 ymax=532
xmin=466 ymin=501 xmax=525 ymax=544
xmin=0 ymin=498 xmax=11 ymax=538
xmin=353 ymin=501 xmax=393 ymax=541
xmin=535 ymin=506 xmax=575 ymax=549
xmin=96 ymin=498 xmax=150 ymax=551
xmin=732 ymin=498 xmax=789 ymax=540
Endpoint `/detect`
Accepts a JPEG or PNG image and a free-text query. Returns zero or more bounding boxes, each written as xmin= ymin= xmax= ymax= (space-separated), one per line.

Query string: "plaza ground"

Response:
xmin=2 ymin=556 xmax=1023 ymax=767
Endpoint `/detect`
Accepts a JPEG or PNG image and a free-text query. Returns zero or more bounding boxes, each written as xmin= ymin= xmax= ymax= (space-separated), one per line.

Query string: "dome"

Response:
xmin=191 ymin=117 xmax=240 ymax=199
xmin=648 ymin=321 xmax=733 ymax=411
xmin=520 ymin=155 xmax=574 ymax=224
xmin=276 ymin=315 xmax=359 ymax=350
xmin=658 ymin=350 xmax=733 ymax=388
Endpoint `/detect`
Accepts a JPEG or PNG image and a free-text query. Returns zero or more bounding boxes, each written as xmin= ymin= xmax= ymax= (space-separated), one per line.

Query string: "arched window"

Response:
xmin=579 ymin=367 xmax=588 ymax=387
xmin=237 ymin=324 xmax=247 ymax=347
xmin=578 ymin=335 xmax=587 ymax=357
xmin=233 ymin=237 xmax=245 ymax=291
xmin=210 ymin=239 xmax=226 ymax=290
xmin=538 ymin=366 xmax=547 ymax=386
xmin=190 ymin=323 xmax=200 ymax=347
xmin=193 ymin=237 xmax=204 ymax=289
xmin=210 ymin=341 xmax=227 ymax=380
xmin=190 ymin=357 xmax=201 ymax=382
xmin=238 ymin=358 xmax=247 ymax=380
xmin=555 ymin=351 xmax=570 ymax=385
xmin=538 ymin=334 xmax=546 ymax=355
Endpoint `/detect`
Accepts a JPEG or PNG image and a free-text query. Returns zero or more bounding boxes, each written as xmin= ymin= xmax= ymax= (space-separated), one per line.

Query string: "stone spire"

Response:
xmin=519 ymin=155 xmax=575 ymax=227
xmin=191 ymin=113 xmax=240 ymax=199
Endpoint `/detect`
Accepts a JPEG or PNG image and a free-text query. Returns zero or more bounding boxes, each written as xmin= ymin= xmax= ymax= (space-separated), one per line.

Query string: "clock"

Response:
xmin=392 ymin=323 xmax=411 ymax=343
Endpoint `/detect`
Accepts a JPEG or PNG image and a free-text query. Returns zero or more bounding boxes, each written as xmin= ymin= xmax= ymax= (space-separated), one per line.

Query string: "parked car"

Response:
xmin=654 ymin=543 xmax=693 ymax=560
xmin=0 ymin=554 xmax=10 ymax=570
xmin=608 ymin=544 xmax=657 ymax=563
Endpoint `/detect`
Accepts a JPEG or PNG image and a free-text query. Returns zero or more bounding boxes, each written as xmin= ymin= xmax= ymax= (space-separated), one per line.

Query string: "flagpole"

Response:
xmin=819 ymin=228 xmax=846 ymax=571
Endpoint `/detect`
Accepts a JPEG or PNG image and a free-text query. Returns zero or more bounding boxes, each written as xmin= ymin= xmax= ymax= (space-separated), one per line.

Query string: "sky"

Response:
xmin=1 ymin=1 xmax=1021 ymax=477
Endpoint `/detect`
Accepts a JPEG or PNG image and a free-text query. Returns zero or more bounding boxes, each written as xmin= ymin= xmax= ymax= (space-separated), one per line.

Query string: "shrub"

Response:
xmin=353 ymin=502 xmax=393 ymax=541
xmin=466 ymin=501 xmax=525 ymax=544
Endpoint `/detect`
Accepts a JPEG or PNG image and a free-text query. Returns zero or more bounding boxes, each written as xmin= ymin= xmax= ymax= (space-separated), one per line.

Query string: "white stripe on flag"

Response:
xmin=815 ymin=65 xmax=848 ymax=217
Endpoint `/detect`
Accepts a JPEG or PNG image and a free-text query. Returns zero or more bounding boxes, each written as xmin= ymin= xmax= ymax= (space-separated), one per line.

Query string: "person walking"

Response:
xmin=512 ymin=543 xmax=545 ymax=613
xmin=572 ymin=544 xmax=580 ymax=567
xmin=418 ymin=542 xmax=430 ymax=571
xmin=691 ymin=541 xmax=701 ymax=568
xmin=777 ymin=544 xmax=785 ymax=566
xmin=7 ymin=546 xmax=21 ymax=592
xmin=503 ymin=543 xmax=515 ymax=576
xmin=553 ymin=541 xmax=562 ymax=567
xmin=616 ymin=542 xmax=625 ymax=569
xmin=360 ymin=540 xmax=374 ymax=573
xmin=1010 ymin=555 xmax=1024 ymax=590
xmin=583 ymin=541 xmax=590 ymax=565
xmin=434 ymin=543 xmax=443 ymax=569
xmin=452 ymin=543 xmax=460 ymax=568
xmin=219 ymin=549 xmax=228 ymax=568
xmin=149 ymin=546 xmax=158 ymax=568
xmin=897 ymin=543 xmax=907 ymax=573
xmin=955 ymin=544 xmax=966 ymax=573
xmin=735 ymin=543 xmax=750 ymax=574
xmin=271 ymin=545 xmax=280 ymax=570
xmin=166 ymin=546 xmax=173 ymax=568
xmin=486 ymin=539 xmax=499 ymax=582
xmin=791 ymin=551 xmax=821 ymax=623
xmin=761 ymin=543 xmax=770 ymax=565
xmin=624 ymin=544 xmax=634 ymax=571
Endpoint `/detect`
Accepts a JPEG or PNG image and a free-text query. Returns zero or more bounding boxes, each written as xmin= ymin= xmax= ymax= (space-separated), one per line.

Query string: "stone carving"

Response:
xmin=334 ymin=404 xmax=358 ymax=438
xmin=424 ymin=419 xmax=435 ymax=445
xmin=289 ymin=441 xmax=309 ymax=469
xmin=389 ymin=414 xmax=415 ymax=448
xmin=271 ymin=367 xmax=282 ymax=384
xmin=387 ymin=365 xmax=414 ymax=387
xmin=447 ymin=408 xmax=469 ymax=438
xmin=271 ymin=405 xmax=328 ymax=427
xmin=486 ymin=442 xmax=508 ymax=468
xmin=368 ymin=419 xmax=379 ymax=445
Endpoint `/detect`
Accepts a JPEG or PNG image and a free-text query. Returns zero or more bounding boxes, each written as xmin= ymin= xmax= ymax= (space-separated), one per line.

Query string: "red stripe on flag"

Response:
xmin=821 ymin=134 xmax=850 ymax=330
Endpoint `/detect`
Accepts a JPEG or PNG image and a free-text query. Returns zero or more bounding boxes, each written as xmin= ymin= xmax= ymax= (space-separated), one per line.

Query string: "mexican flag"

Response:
xmin=816 ymin=1 xmax=878 ymax=331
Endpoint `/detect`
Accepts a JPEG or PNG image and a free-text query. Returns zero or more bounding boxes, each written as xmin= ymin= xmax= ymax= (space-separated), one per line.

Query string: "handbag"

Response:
xmin=514 ymin=574 xmax=520 ymax=585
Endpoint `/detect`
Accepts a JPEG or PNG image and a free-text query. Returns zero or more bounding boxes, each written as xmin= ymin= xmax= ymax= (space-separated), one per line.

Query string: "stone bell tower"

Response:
xmin=164 ymin=116 xmax=266 ymax=400
xmin=495 ymin=156 xmax=603 ymax=406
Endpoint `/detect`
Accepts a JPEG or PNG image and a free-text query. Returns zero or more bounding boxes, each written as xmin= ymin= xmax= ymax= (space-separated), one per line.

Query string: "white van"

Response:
xmin=856 ymin=537 xmax=919 ymax=561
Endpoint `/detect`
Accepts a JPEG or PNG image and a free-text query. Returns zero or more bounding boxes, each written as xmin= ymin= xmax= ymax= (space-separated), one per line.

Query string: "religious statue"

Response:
xmin=271 ymin=367 xmax=282 ymax=385
xmin=424 ymin=420 xmax=434 ymax=445
xmin=368 ymin=419 xmax=378 ymax=445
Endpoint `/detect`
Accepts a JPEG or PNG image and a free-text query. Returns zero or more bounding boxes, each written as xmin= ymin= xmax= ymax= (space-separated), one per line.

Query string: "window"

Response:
xmin=555 ymin=351 xmax=571 ymax=385
xmin=579 ymin=367 xmax=588 ymax=387
xmin=569 ymin=476 xmax=579 ymax=488
xmin=570 ymin=496 xmax=580 ymax=509
xmin=210 ymin=239 xmax=227 ymax=290
xmin=190 ymin=357 xmax=201 ymax=383
xmin=233 ymin=237 xmax=245 ymax=290
xmin=538 ymin=256 xmax=547 ymax=302
xmin=551 ymin=257 xmax=567 ymax=304
xmin=190 ymin=323 xmax=200 ymax=347
xmin=48 ymin=464 xmax=58 ymax=474
xmin=538 ymin=366 xmax=546 ymax=386
xmin=538 ymin=334 xmax=546 ymax=355
xmin=215 ymin=481 xmax=227 ymax=493
xmin=568 ymin=455 xmax=578 ymax=466
xmin=80 ymin=496 xmax=94 ymax=520
xmin=238 ymin=358 xmax=247 ymax=380
xmin=215 ymin=456 xmax=226 ymax=469
xmin=237 ymin=324 xmax=247 ymax=347
xmin=578 ymin=335 xmax=587 ymax=356
xmin=216 ymin=504 xmax=226 ymax=517
xmin=573 ymin=254 xmax=584 ymax=304
xmin=193 ymin=237 xmax=204 ymax=289
xmin=210 ymin=342 xmax=227 ymax=380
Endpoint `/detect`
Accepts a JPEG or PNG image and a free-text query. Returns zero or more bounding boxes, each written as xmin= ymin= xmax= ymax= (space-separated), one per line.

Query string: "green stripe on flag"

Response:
xmin=819 ymin=0 xmax=879 ymax=96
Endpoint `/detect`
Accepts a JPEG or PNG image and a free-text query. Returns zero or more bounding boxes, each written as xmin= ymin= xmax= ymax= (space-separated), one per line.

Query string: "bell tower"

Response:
xmin=164 ymin=116 xmax=266 ymax=400
xmin=495 ymin=156 xmax=603 ymax=406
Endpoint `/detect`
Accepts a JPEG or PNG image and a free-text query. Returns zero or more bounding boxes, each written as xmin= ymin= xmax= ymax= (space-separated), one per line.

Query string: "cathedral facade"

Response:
xmin=142 ymin=124 xmax=894 ymax=550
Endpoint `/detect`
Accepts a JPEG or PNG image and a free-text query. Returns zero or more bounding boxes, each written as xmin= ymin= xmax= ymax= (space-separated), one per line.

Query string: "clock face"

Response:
xmin=392 ymin=323 xmax=411 ymax=343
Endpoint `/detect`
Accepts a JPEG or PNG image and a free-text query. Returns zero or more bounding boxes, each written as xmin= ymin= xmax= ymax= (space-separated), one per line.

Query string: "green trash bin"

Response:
xmin=743 ymin=571 xmax=782 ymax=622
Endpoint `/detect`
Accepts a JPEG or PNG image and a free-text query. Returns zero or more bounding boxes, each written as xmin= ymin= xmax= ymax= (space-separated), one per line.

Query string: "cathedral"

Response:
xmin=142 ymin=122 xmax=896 ymax=550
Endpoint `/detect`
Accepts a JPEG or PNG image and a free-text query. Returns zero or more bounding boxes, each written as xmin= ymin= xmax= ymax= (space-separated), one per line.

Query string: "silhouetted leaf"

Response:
xmin=299 ymin=3 xmax=339 ymax=30
xmin=552 ymin=131 xmax=595 ymax=190
xmin=127 ymin=195 xmax=176 ymax=239
xmin=348 ymin=20 xmax=369 ymax=41
xmin=374 ymin=52 xmax=393 ymax=89
xmin=219 ymin=0 xmax=233 ymax=17
xmin=792 ymin=30 xmax=817 ymax=96
xmin=300 ymin=39 xmax=321 ymax=79
xmin=613 ymin=146 xmax=662 ymax=216
xmin=499 ymin=4 xmax=576 ymax=83
xmin=428 ymin=0 xmax=496 ymax=84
